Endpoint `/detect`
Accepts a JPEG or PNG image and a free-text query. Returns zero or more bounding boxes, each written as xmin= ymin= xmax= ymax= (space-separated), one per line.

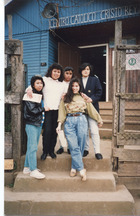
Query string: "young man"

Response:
xmin=79 ymin=63 xmax=103 ymax=160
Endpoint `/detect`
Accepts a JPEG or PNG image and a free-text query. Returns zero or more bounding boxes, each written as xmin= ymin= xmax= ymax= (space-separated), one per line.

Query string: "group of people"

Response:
xmin=23 ymin=62 xmax=103 ymax=180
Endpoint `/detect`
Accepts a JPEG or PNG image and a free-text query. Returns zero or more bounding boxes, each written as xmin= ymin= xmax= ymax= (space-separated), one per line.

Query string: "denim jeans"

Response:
xmin=24 ymin=124 xmax=42 ymax=171
xmin=85 ymin=116 xmax=100 ymax=153
xmin=64 ymin=113 xmax=88 ymax=171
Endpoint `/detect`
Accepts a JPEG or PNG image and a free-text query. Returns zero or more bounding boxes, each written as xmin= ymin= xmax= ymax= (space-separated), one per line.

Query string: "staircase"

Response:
xmin=99 ymin=102 xmax=113 ymax=139
xmin=5 ymin=139 xmax=135 ymax=215
xmin=99 ymin=101 xmax=140 ymax=139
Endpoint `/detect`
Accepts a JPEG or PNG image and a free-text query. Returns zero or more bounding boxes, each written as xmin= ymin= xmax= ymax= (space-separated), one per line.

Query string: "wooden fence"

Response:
xmin=112 ymin=21 xmax=140 ymax=189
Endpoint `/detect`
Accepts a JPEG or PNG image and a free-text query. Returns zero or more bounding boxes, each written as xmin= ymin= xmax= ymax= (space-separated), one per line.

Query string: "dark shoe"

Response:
xmin=49 ymin=152 xmax=57 ymax=159
xmin=83 ymin=150 xmax=89 ymax=157
xmin=40 ymin=153 xmax=47 ymax=160
xmin=56 ymin=147 xmax=64 ymax=154
xmin=95 ymin=153 xmax=103 ymax=160
xmin=67 ymin=149 xmax=70 ymax=154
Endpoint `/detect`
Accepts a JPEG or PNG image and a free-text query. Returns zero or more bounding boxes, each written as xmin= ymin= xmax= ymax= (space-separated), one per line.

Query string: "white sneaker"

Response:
xmin=23 ymin=167 xmax=31 ymax=174
xmin=23 ymin=167 xmax=40 ymax=174
xmin=30 ymin=169 xmax=45 ymax=179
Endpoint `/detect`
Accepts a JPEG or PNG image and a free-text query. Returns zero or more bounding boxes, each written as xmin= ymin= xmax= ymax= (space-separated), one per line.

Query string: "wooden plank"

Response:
xmin=115 ymin=93 xmax=140 ymax=100
xmin=112 ymin=20 xmax=122 ymax=170
xmin=117 ymin=132 xmax=140 ymax=145
xmin=117 ymin=138 xmax=140 ymax=146
xmin=113 ymin=148 xmax=140 ymax=162
xmin=119 ymin=50 xmax=126 ymax=133
xmin=7 ymin=15 xmax=12 ymax=40
xmin=5 ymin=92 xmax=21 ymax=104
xmin=4 ymin=159 xmax=14 ymax=170
xmin=117 ymin=45 xmax=140 ymax=50
xmin=118 ymin=162 xmax=140 ymax=177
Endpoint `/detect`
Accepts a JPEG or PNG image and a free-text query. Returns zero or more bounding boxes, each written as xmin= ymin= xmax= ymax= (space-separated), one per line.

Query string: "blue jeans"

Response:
xmin=24 ymin=124 xmax=42 ymax=171
xmin=64 ymin=113 xmax=88 ymax=171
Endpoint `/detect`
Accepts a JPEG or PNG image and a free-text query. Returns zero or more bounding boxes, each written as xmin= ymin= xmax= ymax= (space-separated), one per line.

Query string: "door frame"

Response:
xmin=78 ymin=43 xmax=109 ymax=102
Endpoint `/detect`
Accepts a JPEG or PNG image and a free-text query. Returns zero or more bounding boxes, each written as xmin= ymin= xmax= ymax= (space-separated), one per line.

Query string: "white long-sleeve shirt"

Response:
xmin=43 ymin=77 xmax=65 ymax=110
xmin=62 ymin=80 xmax=70 ymax=94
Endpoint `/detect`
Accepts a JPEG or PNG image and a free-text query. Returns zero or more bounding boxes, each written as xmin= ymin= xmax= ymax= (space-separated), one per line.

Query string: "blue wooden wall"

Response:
xmin=5 ymin=0 xmax=140 ymax=85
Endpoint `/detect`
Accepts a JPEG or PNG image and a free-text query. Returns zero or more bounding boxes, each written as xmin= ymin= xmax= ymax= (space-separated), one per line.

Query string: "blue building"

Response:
xmin=5 ymin=0 xmax=140 ymax=101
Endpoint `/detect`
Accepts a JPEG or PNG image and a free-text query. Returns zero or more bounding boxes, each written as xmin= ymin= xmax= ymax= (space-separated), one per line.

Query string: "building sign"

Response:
xmin=49 ymin=4 xmax=140 ymax=29
xmin=126 ymin=53 xmax=140 ymax=70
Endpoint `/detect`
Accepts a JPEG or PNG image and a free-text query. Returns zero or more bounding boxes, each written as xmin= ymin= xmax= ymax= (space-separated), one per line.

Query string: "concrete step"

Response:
xmin=100 ymin=109 xmax=113 ymax=115
xmin=101 ymin=114 xmax=112 ymax=120
xmin=99 ymin=128 xmax=112 ymax=139
xmin=5 ymin=185 xmax=135 ymax=216
xmin=20 ymin=139 xmax=112 ymax=172
xmin=99 ymin=102 xmax=113 ymax=109
xmin=14 ymin=171 xmax=116 ymax=192
xmin=20 ymin=155 xmax=112 ymax=172
xmin=102 ymin=120 xmax=112 ymax=129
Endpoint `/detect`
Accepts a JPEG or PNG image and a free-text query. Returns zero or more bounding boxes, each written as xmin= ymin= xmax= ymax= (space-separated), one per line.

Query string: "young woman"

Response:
xmin=26 ymin=63 xmax=65 ymax=160
xmin=23 ymin=75 xmax=46 ymax=179
xmin=41 ymin=63 xmax=66 ymax=160
xmin=56 ymin=77 xmax=103 ymax=181
xmin=79 ymin=63 xmax=103 ymax=159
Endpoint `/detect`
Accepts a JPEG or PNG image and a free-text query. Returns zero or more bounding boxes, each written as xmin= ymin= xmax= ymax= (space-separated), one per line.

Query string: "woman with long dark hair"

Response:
xmin=56 ymin=77 xmax=103 ymax=181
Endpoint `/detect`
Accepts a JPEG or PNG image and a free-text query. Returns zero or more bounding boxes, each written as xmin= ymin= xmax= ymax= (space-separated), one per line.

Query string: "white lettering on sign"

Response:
xmin=49 ymin=4 xmax=140 ymax=28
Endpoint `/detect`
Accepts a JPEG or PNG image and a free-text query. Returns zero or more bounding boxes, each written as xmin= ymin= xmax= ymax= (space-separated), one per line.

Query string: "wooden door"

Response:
xmin=58 ymin=42 xmax=81 ymax=77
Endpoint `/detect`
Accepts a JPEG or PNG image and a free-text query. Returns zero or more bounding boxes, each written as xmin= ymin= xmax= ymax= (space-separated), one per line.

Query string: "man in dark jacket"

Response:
xmin=79 ymin=63 xmax=103 ymax=160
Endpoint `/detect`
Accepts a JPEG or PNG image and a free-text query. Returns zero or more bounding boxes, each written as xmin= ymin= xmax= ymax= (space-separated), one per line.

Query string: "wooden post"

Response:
xmin=5 ymin=40 xmax=25 ymax=170
xmin=7 ymin=15 xmax=12 ymax=40
xmin=119 ymin=50 xmax=126 ymax=133
xmin=112 ymin=20 xmax=122 ymax=170
xmin=10 ymin=41 xmax=25 ymax=164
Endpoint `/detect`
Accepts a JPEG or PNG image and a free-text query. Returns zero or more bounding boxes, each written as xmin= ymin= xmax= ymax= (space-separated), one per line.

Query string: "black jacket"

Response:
xmin=23 ymin=100 xmax=45 ymax=127
xmin=81 ymin=76 xmax=102 ymax=112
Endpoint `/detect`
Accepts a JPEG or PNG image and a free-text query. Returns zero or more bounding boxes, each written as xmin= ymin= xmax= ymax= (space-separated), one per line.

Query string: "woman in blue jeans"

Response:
xmin=56 ymin=77 xmax=103 ymax=181
xmin=23 ymin=75 xmax=47 ymax=179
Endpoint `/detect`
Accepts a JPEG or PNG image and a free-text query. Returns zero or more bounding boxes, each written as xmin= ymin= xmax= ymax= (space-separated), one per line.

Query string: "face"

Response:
xmin=64 ymin=70 xmax=73 ymax=82
xmin=72 ymin=82 xmax=80 ymax=94
xmin=51 ymin=69 xmax=61 ymax=80
xmin=33 ymin=79 xmax=43 ymax=92
xmin=81 ymin=66 xmax=90 ymax=77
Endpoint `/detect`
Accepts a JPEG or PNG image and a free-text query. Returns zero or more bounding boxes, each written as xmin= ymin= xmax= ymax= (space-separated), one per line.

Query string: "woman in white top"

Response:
xmin=26 ymin=63 xmax=65 ymax=160
xmin=40 ymin=63 xmax=65 ymax=160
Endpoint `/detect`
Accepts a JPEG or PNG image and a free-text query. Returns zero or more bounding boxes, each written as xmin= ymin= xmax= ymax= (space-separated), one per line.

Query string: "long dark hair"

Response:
xmin=45 ymin=63 xmax=63 ymax=81
xmin=64 ymin=77 xmax=82 ymax=103
xmin=79 ymin=62 xmax=93 ymax=76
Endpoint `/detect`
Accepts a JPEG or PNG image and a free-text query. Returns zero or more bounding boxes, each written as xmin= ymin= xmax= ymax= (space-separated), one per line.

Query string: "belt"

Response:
xmin=67 ymin=113 xmax=84 ymax=117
